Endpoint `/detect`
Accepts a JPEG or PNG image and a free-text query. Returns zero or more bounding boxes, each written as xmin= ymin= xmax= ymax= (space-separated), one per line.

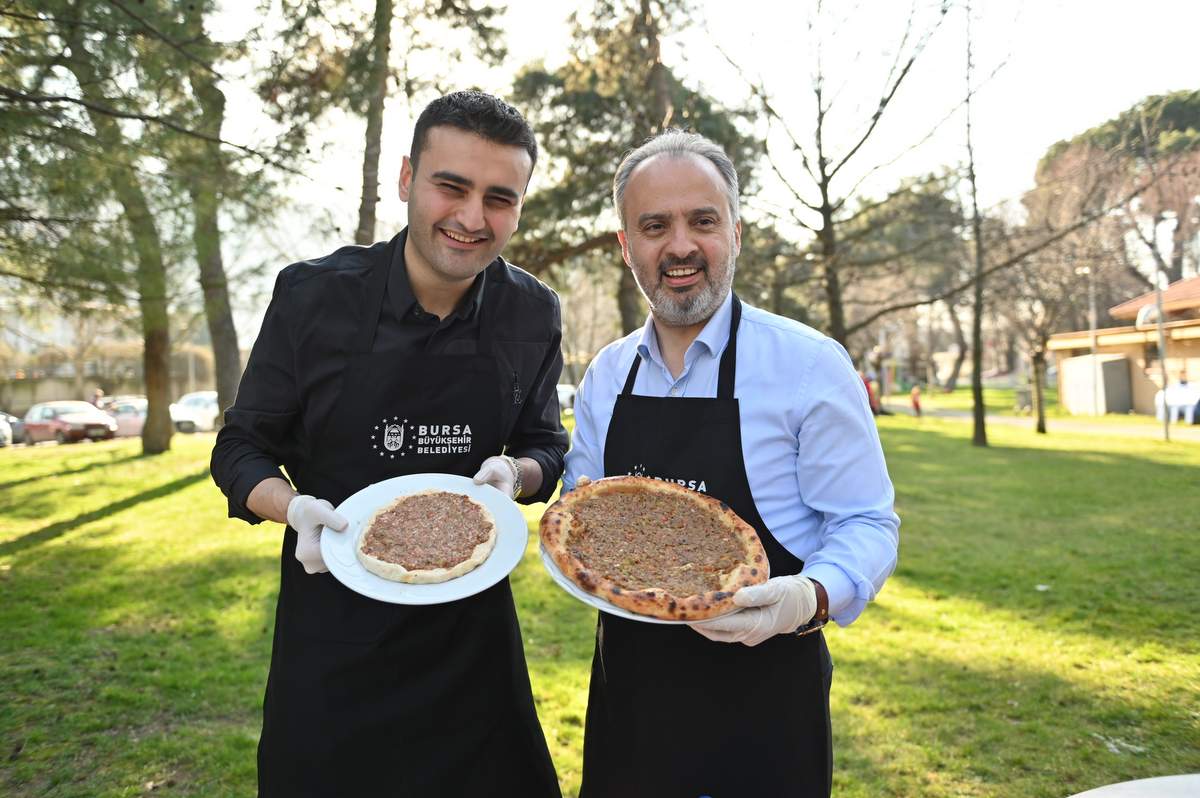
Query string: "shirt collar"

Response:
xmin=387 ymin=227 xmax=487 ymax=322
xmin=636 ymin=291 xmax=735 ymax=369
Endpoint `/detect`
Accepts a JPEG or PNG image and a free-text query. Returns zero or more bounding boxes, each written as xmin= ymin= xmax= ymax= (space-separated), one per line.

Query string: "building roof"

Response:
xmin=1109 ymin=275 xmax=1200 ymax=320
xmin=1048 ymin=317 xmax=1200 ymax=350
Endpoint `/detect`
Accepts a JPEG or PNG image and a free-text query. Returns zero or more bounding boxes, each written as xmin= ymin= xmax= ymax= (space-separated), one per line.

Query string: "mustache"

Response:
xmin=658 ymin=253 xmax=708 ymax=273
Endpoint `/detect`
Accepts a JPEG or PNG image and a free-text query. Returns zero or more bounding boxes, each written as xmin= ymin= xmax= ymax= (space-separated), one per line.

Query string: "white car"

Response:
xmin=0 ymin=414 xmax=11 ymax=447
xmin=170 ymin=391 xmax=220 ymax=432
xmin=556 ymin=383 xmax=577 ymax=412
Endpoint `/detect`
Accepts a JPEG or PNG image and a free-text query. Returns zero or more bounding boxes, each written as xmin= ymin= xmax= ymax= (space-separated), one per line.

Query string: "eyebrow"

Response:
xmin=636 ymin=206 xmax=722 ymax=226
xmin=429 ymin=170 xmax=521 ymax=201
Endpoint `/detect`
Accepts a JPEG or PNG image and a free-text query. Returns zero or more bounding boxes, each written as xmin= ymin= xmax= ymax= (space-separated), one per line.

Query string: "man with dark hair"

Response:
xmin=211 ymin=91 xmax=564 ymax=797
xmin=564 ymin=130 xmax=899 ymax=796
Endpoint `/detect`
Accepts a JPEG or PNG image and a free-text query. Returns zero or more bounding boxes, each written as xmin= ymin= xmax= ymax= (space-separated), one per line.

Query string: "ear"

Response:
xmin=617 ymin=230 xmax=632 ymax=268
xmin=398 ymin=156 xmax=414 ymax=202
xmin=733 ymin=219 xmax=742 ymax=258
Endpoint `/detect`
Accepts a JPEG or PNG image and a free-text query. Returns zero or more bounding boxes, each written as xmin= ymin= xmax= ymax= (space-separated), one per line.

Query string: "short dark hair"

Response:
xmin=409 ymin=91 xmax=538 ymax=174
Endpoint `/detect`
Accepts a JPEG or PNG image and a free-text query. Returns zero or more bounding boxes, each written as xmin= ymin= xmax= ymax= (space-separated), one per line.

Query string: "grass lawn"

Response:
xmin=2 ymin=423 xmax=1198 ymax=797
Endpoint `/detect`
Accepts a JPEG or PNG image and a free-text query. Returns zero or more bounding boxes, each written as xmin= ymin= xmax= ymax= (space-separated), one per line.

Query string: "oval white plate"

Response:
xmin=321 ymin=473 xmax=528 ymax=605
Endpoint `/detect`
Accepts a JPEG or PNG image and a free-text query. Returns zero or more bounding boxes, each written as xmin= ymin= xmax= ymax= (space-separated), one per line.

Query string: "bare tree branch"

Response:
xmin=0 ymin=85 xmax=307 ymax=176
xmin=105 ymin=0 xmax=223 ymax=79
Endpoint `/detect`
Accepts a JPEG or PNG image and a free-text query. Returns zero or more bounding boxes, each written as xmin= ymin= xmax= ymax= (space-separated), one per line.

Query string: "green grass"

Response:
xmin=2 ymin=424 xmax=1198 ymax=797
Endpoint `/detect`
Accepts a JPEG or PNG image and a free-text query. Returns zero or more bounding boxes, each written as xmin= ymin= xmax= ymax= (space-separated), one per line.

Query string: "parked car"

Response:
xmin=23 ymin=401 xmax=118 ymax=444
xmin=170 ymin=390 xmax=220 ymax=433
xmin=109 ymin=397 xmax=148 ymax=437
xmin=0 ymin=414 xmax=10 ymax=447
xmin=556 ymin=383 xmax=577 ymax=412
xmin=1 ymin=411 xmax=25 ymax=444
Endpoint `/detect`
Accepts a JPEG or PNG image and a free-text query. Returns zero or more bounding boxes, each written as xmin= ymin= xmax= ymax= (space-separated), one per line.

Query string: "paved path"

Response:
xmin=885 ymin=405 xmax=1200 ymax=443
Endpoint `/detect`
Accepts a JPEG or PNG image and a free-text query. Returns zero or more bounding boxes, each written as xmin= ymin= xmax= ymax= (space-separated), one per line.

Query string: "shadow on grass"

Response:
xmin=0 ymin=469 xmax=211 ymax=558
xmin=2 ymin=542 xmax=278 ymax=798
xmin=880 ymin=423 xmax=1199 ymax=653
xmin=0 ymin=451 xmax=146 ymax=491
xmin=830 ymin=601 xmax=1197 ymax=798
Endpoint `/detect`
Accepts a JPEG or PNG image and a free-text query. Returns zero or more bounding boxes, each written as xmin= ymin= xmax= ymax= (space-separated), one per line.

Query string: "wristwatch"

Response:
xmin=501 ymin=454 xmax=523 ymax=499
xmin=795 ymin=578 xmax=829 ymax=637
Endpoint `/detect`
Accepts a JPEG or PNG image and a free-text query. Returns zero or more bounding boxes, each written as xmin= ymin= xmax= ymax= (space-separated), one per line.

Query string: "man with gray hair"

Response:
xmin=561 ymin=129 xmax=899 ymax=796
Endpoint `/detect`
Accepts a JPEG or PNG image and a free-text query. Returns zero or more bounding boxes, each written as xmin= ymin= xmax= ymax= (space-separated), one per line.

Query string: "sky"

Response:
xmin=217 ymin=0 xmax=1200 ymax=338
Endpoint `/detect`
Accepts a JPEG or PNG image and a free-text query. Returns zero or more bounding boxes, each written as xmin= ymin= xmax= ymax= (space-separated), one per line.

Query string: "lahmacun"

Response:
xmin=539 ymin=476 xmax=768 ymax=620
xmin=357 ymin=489 xmax=496 ymax=584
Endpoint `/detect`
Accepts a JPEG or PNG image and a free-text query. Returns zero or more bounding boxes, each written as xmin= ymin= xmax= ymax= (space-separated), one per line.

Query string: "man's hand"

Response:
xmin=472 ymin=455 xmax=520 ymax=498
xmin=689 ymin=575 xmax=819 ymax=647
xmin=286 ymin=495 xmax=349 ymax=574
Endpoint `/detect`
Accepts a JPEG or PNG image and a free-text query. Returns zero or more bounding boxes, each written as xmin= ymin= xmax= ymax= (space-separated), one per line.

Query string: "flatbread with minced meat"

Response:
xmin=357 ymin=489 xmax=496 ymax=584
xmin=539 ymin=476 xmax=768 ymax=621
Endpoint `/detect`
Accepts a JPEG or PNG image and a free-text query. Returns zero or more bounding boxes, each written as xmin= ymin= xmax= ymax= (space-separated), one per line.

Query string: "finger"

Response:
xmin=688 ymin=623 xmax=743 ymax=643
xmin=733 ymin=580 xmax=782 ymax=608
xmin=314 ymin=507 xmax=348 ymax=532
xmin=693 ymin=610 xmax=757 ymax=635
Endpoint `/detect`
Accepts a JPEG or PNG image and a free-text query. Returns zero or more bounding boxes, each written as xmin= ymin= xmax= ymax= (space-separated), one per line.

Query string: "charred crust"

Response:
xmin=611 ymin=586 xmax=621 ymax=595
xmin=719 ymin=501 xmax=730 ymax=511
xmin=751 ymin=568 xmax=759 ymax=576
xmin=576 ymin=569 xmax=595 ymax=590
xmin=667 ymin=599 xmax=676 ymax=611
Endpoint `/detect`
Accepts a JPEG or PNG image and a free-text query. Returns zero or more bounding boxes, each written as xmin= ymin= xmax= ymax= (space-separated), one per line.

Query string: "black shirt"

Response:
xmin=211 ymin=230 xmax=568 ymax=522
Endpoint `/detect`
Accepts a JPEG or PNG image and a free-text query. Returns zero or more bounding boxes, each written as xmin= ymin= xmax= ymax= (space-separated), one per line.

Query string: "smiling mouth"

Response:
xmin=663 ymin=266 xmax=701 ymax=278
xmin=439 ymin=227 xmax=487 ymax=245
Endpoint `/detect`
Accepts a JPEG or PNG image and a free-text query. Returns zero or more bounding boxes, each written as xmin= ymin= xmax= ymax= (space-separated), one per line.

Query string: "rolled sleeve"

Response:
xmin=795 ymin=339 xmax=900 ymax=626
xmin=210 ymin=271 xmax=300 ymax=524
xmin=504 ymin=294 xmax=568 ymax=504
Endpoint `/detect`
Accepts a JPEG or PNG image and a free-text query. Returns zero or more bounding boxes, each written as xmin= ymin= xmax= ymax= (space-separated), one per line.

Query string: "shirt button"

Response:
xmin=670 ymin=386 xmax=680 ymax=396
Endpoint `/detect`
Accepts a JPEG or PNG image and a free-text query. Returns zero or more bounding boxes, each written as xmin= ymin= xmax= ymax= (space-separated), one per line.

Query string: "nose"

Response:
xmin=454 ymin=194 xmax=486 ymax=233
xmin=663 ymin=223 xmax=699 ymax=261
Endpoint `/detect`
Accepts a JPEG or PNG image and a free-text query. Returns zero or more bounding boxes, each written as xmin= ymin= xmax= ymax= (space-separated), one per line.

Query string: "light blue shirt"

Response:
xmin=563 ymin=293 xmax=899 ymax=626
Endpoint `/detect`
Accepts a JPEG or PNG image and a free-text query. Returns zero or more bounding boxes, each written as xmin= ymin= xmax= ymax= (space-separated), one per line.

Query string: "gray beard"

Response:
xmin=645 ymin=258 xmax=736 ymax=327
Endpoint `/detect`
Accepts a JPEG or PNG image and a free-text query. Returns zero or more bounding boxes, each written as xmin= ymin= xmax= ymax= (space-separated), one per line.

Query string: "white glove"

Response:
xmin=689 ymin=575 xmax=818 ymax=647
xmin=472 ymin=455 xmax=519 ymax=498
xmin=287 ymin=494 xmax=349 ymax=575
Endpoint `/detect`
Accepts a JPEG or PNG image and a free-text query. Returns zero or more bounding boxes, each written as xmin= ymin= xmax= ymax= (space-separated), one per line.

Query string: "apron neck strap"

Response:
xmin=620 ymin=293 xmax=742 ymax=398
xmin=717 ymin=294 xmax=742 ymax=399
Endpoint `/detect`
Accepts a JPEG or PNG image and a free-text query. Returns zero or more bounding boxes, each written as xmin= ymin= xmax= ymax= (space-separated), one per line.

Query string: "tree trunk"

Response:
xmin=943 ymin=301 xmax=967 ymax=391
xmin=618 ymin=266 xmax=645 ymax=334
xmin=1168 ymin=214 xmax=1187 ymax=284
xmin=820 ymin=210 xmax=847 ymax=346
xmin=183 ymin=7 xmax=242 ymax=424
xmin=66 ymin=30 xmax=172 ymax=454
xmin=1032 ymin=346 xmax=1047 ymax=434
xmin=965 ymin=3 xmax=987 ymax=447
xmin=356 ymin=0 xmax=393 ymax=245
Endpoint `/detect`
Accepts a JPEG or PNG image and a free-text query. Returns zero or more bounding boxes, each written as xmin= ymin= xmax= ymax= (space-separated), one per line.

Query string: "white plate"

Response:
xmin=321 ymin=473 xmax=528 ymax=605
xmin=539 ymin=544 xmax=739 ymax=625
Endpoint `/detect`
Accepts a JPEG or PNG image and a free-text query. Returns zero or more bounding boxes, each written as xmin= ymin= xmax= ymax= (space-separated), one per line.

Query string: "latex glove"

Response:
xmin=287 ymin=494 xmax=349 ymax=575
xmin=689 ymin=575 xmax=818 ymax=647
xmin=473 ymin=455 xmax=518 ymax=498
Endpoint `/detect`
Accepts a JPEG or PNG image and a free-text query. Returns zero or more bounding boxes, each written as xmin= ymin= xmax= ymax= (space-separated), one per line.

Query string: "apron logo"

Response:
xmin=371 ymin=416 xmax=473 ymax=459
xmin=383 ymin=424 xmax=404 ymax=451
xmin=626 ymin=464 xmax=708 ymax=493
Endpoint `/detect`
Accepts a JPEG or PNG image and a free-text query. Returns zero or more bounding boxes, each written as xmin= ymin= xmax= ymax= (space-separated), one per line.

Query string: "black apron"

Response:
xmin=580 ymin=296 xmax=833 ymax=798
xmin=258 ymin=259 xmax=560 ymax=797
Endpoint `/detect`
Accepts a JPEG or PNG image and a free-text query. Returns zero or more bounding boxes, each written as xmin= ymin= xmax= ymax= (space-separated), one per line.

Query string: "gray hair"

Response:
xmin=612 ymin=130 xmax=740 ymax=228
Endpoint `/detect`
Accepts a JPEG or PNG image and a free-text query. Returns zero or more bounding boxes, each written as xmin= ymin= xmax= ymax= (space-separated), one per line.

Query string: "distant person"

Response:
xmin=90 ymin=388 xmax=105 ymax=407
xmin=859 ymin=369 xmax=879 ymax=416
xmin=910 ymin=384 xmax=922 ymax=417
xmin=210 ymin=92 xmax=564 ymax=797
